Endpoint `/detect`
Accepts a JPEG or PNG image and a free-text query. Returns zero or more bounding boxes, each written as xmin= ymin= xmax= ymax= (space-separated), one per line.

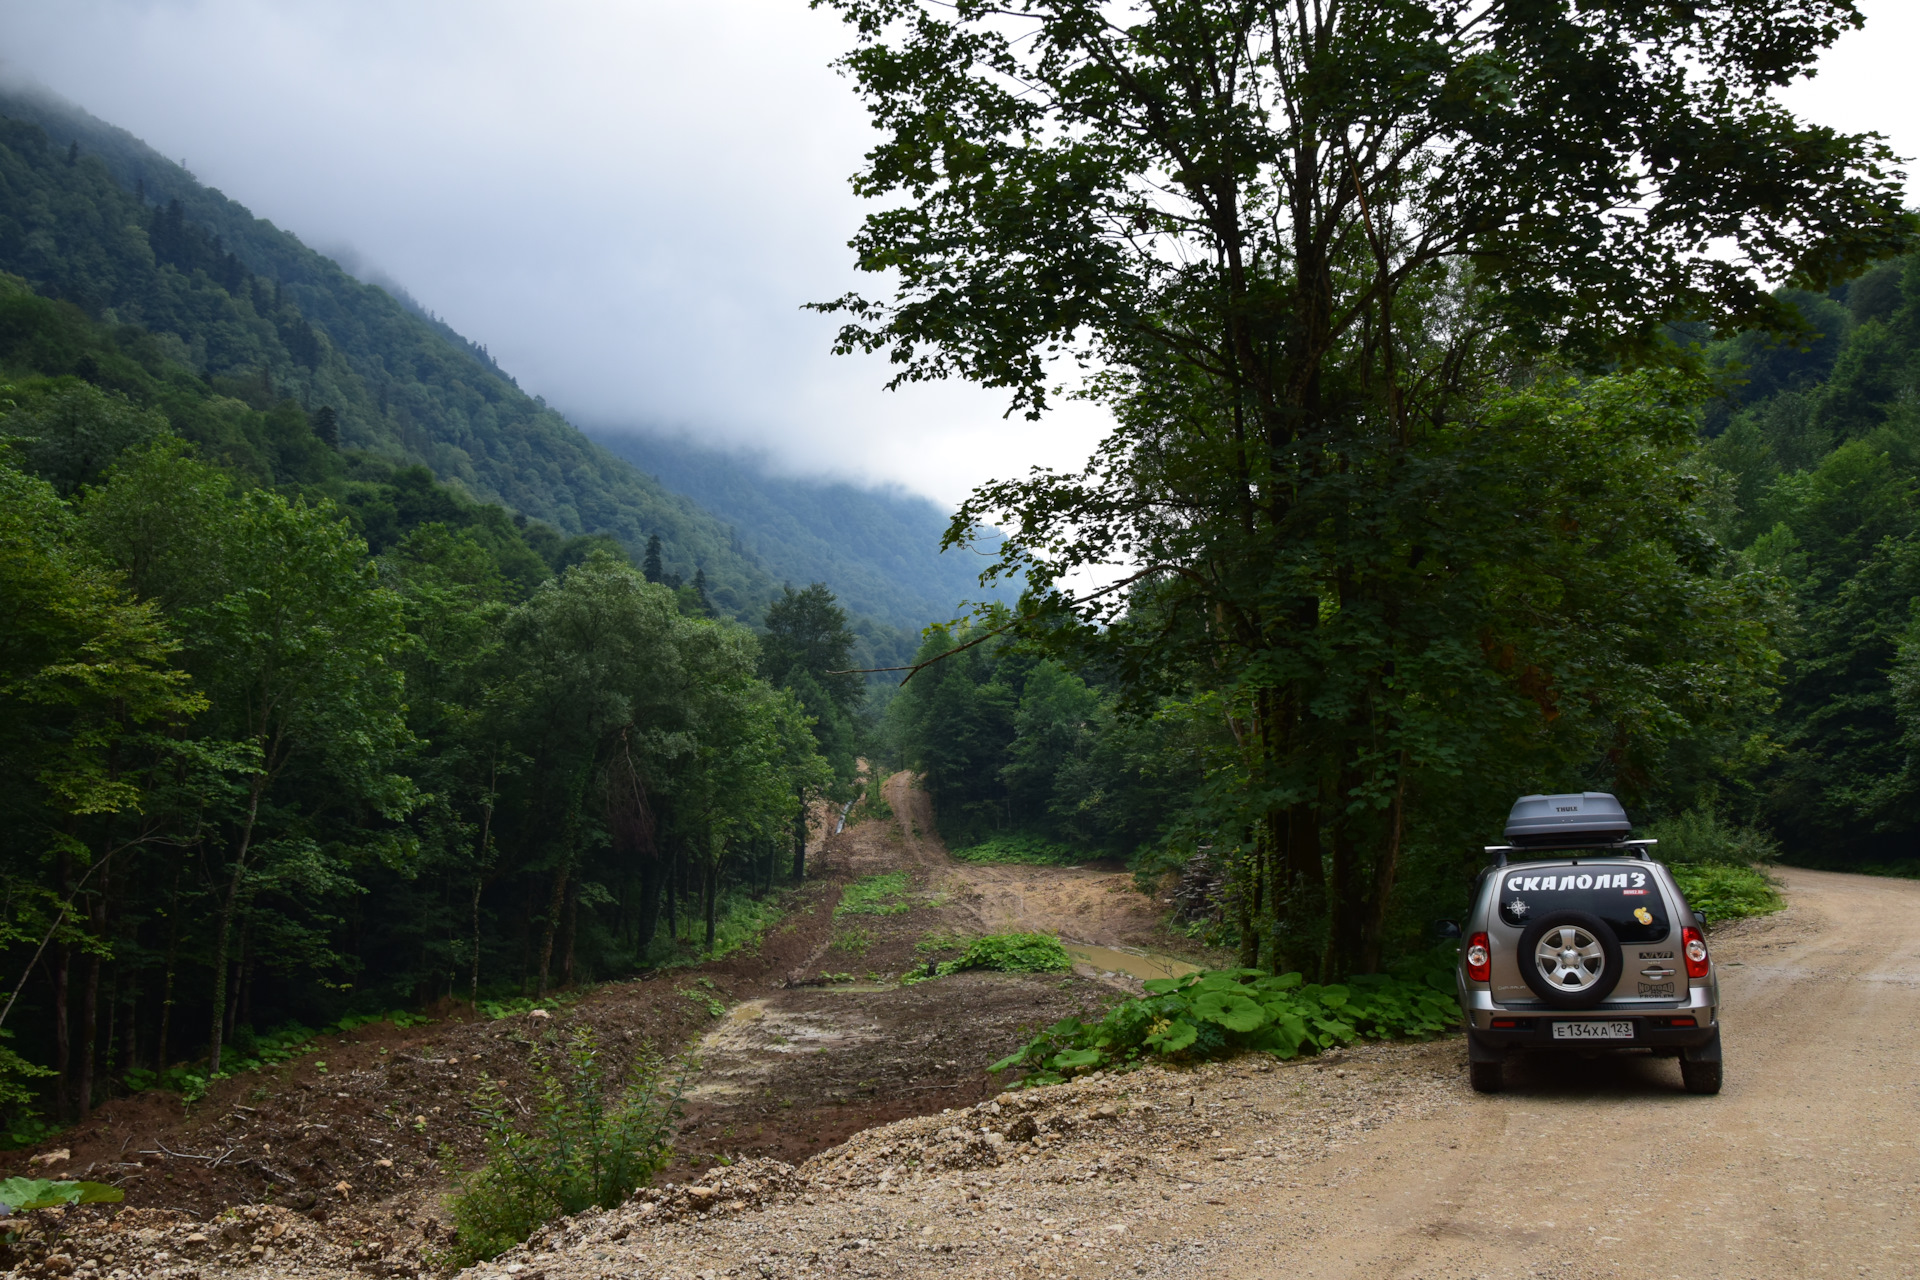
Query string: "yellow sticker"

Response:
xmin=1633 ymin=907 xmax=1652 ymax=925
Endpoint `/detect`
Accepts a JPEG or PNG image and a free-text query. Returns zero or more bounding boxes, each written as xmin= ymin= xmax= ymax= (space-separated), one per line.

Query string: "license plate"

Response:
xmin=1552 ymin=1021 xmax=1634 ymax=1040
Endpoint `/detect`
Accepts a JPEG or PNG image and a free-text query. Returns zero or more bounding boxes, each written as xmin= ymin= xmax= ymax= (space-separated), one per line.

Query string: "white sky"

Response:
xmin=0 ymin=0 xmax=1913 ymax=507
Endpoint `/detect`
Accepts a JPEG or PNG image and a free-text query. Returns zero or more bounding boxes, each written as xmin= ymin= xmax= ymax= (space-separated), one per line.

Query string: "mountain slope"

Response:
xmin=0 ymin=82 xmax=779 ymax=617
xmin=588 ymin=428 xmax=1008 ymax=631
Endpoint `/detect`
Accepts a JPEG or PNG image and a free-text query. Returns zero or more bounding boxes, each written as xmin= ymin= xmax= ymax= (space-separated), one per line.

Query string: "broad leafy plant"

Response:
xmin=991 ymin=955 xmax=1458 ymax=1084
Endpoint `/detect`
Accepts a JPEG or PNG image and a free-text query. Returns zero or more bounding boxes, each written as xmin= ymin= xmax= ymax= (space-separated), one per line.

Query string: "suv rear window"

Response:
xmin=1495 ymin=864 xmax=1669 ymax=942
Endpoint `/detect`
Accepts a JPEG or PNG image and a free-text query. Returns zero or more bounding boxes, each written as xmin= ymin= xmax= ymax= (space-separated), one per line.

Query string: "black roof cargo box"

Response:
xmin=1504 ymin=792 xmax=1631 ymax=846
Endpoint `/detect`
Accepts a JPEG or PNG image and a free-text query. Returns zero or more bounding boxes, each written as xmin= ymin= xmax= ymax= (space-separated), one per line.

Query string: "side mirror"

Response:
xmin=1434 ymin=919 xmax=1462 ymax=940
xmin=1694 ymin=911 xmax=1707 ymax=928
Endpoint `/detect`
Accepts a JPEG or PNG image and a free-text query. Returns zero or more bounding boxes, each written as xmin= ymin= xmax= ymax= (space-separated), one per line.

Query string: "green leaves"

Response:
xmin=906 ymin=932 xmax=1073 ymax=984
xmin=1189 ymin=990 xmax=1266 ymax=1032
xmin=0 ymin=1178 xmax=123 ymax=1212
xmin=992 ymin=959 xmax=1461 ymax=1084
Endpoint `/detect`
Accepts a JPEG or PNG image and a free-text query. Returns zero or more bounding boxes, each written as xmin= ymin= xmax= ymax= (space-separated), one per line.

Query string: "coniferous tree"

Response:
xmin=312 ymin=405 xmax=339 ymax=449
xmin=642 ymin=534 xmax=664 ymax=584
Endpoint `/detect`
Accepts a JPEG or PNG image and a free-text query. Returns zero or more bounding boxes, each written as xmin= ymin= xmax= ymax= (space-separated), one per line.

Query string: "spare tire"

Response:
xmin=1517 ymin=910 xmax=1623 ymax=1008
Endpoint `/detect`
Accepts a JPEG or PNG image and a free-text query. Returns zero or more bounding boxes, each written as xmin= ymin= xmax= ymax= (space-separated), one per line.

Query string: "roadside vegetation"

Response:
xmin=441 ymin=1029 xmax=685 ymax=1267
xmin=990 ymin=954 xmax=1460 ymax=1087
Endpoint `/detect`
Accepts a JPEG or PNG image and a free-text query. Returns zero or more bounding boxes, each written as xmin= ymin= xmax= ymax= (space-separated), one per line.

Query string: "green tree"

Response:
xmin=136 ymin=477 xmax=420 ymax=1074
xmin=812 ymin=0 xmax=1878 ymax=972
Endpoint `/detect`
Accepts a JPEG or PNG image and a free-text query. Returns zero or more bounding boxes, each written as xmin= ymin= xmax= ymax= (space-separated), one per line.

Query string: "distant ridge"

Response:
xmin=589 ymin=428 xmax=1011 ymax=632
xmin=0 ymin=80 xmax=786 ymax=613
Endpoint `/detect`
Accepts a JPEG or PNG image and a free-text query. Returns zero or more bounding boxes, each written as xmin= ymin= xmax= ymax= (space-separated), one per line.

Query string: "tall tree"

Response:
xmin=760 ymin=584 xmax=862 ymax=718
xmin=814 ymin=0 xmax=1903 ymax=974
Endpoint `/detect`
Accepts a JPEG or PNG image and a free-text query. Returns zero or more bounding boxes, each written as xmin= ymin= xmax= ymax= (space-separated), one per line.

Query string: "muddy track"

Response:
xmin=880 ymin=772 xmax=1194 ymax=958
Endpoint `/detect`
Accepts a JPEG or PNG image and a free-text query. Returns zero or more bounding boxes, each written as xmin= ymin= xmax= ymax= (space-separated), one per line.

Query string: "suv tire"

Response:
xmin=1469 ymin=1060 xmax=1503 ymax=1093
xmin=1680 ymin=1057 xmax=1722 ymax=1094
xmin=1516 ymin=910 xmax=1623 ymax=1008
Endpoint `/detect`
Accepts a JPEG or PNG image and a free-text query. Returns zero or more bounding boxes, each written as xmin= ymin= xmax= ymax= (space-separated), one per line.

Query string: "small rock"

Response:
xmin=42 ymin=1254 xmax=75 ymax=1275
xmin=30 ymin=1147 xmax=71 ymax=1166
xmin=529 ymin=1009 xmax=552 ymax=1020
xmin=184 ymin=1233 xmax=209 ymax=1246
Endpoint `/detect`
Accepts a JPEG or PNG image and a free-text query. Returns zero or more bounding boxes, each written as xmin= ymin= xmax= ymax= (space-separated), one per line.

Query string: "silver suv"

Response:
xmin=1455 ymin=792 xmax=1722 ymax=1095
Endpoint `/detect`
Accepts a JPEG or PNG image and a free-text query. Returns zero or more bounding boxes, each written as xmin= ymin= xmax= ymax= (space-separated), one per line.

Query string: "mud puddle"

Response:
xmin=1063 ymin=941 xmax=1201 ymax=982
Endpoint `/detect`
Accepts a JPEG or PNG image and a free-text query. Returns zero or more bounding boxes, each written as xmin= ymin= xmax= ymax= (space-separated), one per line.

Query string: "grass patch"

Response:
xmin=903 ymin=932 xmax=1073 ymax=984
xmin=947 ymin=834 xmax=1087 ymax=866
xmin=830 ymin=925 xmax=875 ymax=956
xmin=989 ymin=949 xmax=1459 ymax=1085
xmin=835 ymin=872 xmax=912 ymax=916
xmin=1671 ymin=863 xmax=1783 ymax=923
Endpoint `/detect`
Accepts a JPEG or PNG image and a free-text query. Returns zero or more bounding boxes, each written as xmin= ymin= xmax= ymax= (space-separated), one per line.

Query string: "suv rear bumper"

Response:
xmin=1459 ymin=984 xmax=1717 ymax=1050
xmin=1467 ymin=1016 xmax=1718 ymax=1054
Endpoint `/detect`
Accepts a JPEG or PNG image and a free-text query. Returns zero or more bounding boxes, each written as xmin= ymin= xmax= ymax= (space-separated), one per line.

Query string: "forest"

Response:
xmin=888 ymin=258 xmax=1920 ymax=897
xmin=0 ymin=266 xmax=873 ymax=1128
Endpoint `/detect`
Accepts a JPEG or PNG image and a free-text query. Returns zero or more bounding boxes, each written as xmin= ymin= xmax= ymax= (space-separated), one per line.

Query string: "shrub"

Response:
xmin=948 ymin=833 xmax=1086 ymax=866
xmin=443 ymin=1030 xmax=685 ymax=1267
xmin=989 ymin=953 xmax=1459 ymax=1085
xmin=859 ymin=772 xmax=894 ymax=822
xmin=906 ymin=932 xmax=1073 ymax=985
xmin=1642 ymin=807 xmax=1779 ymax=866
xmin=1671 ymin=863 xmax=1783 ymax=923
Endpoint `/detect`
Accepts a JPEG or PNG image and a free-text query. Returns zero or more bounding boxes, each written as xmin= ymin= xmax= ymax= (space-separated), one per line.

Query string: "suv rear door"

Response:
xmin=1487 ymin=859 xmax=1684 ymax=1008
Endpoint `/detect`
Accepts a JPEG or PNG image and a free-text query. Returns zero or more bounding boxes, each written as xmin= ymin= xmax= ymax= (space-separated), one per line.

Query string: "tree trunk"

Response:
xmin=561 ymin=883 xmax=578 ymax=988
xmin=704 ymin=856 xmax=718 ymax=953
xmin=78 ymin=938 xmax=101 ymax=1116
xmin=158 ymin=866 xmax=180 ymax=1071
xmin=470 ymin=878 xmax=484 ymax=1011
xmin=52 ymin=943 xmax=71 ymax=1121
xmin=1359 ymin=761 xmax=1411 ymax=975
xmin=633 ymin=850 xmax=668 ymax=953
xmin=536 ymin=864 xmax=569 ymax=996
xmin=666 ymin=845 xmax=679 ymax=939
xmin=209 ymin=783 xmax=266 ymax=1075
xmin=791 ymin=785 xmax=807 ymax=880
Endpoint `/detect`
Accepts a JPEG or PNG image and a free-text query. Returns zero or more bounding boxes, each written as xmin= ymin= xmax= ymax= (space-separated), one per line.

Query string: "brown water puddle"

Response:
xmin=1062 ymin=941 xmax=1201 ymax=982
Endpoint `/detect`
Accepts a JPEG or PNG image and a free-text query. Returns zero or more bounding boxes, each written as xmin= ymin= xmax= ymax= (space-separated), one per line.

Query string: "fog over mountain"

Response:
xmin=0 ymin=0 xmax=1117 ymax=507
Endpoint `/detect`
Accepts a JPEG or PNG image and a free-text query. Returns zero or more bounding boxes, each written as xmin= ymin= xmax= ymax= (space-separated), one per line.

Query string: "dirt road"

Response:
xmin=1204 ymin=864 xmax=1920 ymax=1279
xmin=477 ymin=864 xmax=1918 ymax=1280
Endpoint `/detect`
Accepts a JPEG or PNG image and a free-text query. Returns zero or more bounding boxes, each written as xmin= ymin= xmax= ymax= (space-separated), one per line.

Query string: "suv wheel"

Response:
xmin=1516 ymin=910 xmax=1624 ymax=1008
xmin=1469 ymin=1060 xmax=1503 ymax=1093
xmin=1680 ymin=1057 xmax=1722 ymax=1094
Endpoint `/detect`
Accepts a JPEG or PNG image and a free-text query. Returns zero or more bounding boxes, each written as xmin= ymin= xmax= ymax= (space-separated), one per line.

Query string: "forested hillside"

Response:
xmin=0 ymin=259 xmax=878 ymax=1123
xmin=1699 ymin=255 xmax=1920 ymax=871
xmin=590 ymin=427 xmax=1011 ymax=633
xmin=0 ymin=84 xmax=786 ymax=616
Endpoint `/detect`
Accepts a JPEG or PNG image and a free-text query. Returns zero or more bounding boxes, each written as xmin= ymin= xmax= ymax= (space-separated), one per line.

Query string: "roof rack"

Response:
xmin=1485 ymin=839 xmax=1657 ymax=868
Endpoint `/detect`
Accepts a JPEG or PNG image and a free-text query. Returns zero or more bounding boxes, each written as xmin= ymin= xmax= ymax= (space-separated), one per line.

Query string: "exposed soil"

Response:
xmin=413 ymin=865 xmax=1920 ymax=1280
xmin=0 ymin=773 xmax=1188 ymax=1276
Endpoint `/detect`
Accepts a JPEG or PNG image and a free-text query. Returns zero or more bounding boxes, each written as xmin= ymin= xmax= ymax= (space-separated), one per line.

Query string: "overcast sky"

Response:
xmin=0 ymin=1 xmax=1915 ymax=507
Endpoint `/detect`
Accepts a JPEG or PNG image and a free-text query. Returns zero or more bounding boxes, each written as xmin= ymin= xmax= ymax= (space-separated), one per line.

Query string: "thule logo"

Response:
xmin=1555 ymin=806 xmax=1579 ymax=812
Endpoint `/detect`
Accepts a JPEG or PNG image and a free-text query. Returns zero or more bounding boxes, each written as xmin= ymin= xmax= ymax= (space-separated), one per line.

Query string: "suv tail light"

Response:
xmin=1465 ymin=932 xmax=1491 ymax=983
xmin=1682 ymin=925 xmax=1710 ymax=979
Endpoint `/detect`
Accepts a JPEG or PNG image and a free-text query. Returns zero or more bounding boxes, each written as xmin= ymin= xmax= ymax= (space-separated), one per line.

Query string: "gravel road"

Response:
xmin=1198 ymin=865 xmax=1920 ymax=1279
